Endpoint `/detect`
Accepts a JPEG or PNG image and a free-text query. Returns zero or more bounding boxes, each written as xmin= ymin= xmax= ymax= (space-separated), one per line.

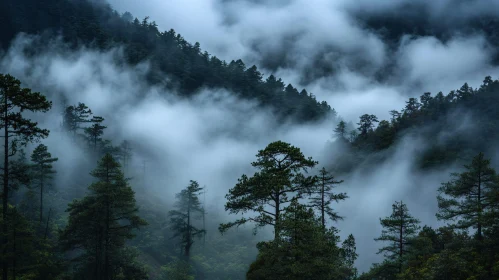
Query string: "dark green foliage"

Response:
xmin=340 ymin=234 xmax=358 ymax=279
xmin=341 ymin=76 xmax=499 ymax=169
xmin=59 ymin=154 xmax=147 ymax=280
xmin=219 ymin=141 xmax=317 ymax=240
xmin=1 ymin=0 xmax=333 ymax=123
xmin=63 ymin=103 xmax=92 ymax=137
xmin=169 ymin=180 xmax=205 ymax=259
xmin=30 ymin=144 xmax=58 ymax=223
xmin=437 ymin=152 xmax=499 ymax=242
xmin=334 ymin=120 xmax=347 ymax=139
xmin=0 ymin=205 xmax=66 ymax=280
xmin=84 ymin=116 xmax=106 ymax=152
xmin=160 ymin=259 xmax=194 ymax=280
xmin=363 ymin=154 xmax=499 ymax=280
xmin=357 ymin=114 xmax=379 ymax=136
xmin=307 ymin=167 xmax=346 ymax=227
xmin=246 ymin=200 xmax=343 ymax=280
xmin=0 ymin=73 xmax=52 ymax=280
xmin=374 ymin=201 xmax=420 ymax=274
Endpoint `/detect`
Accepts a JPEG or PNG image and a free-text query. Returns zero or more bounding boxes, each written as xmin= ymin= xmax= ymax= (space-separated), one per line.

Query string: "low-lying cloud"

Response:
xmin=2 ymin=0 xmax=495 ymax=267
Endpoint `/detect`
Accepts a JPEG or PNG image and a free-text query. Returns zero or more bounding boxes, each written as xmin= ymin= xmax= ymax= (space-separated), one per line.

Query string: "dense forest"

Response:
xmin=2 ymin=0 xmax=499 ymax=279
xmin=0 ymin=0 xmax=333 ymax=123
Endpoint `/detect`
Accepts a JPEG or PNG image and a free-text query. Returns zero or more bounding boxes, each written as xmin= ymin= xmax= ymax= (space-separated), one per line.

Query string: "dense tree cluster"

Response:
xmin=0 ymin=0 xmax=333 ymax=123
xmin=335 ymin=77 xmax=499 ymax=169
xmin=359 ymin=152 xmax=499 ymax=280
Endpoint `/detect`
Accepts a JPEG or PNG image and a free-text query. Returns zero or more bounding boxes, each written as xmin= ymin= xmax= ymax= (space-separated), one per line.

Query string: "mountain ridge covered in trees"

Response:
xmin=328 ymin=76 xmax=499 ymax=173
xmin=0 ymin=0 xmax=333 ymax=123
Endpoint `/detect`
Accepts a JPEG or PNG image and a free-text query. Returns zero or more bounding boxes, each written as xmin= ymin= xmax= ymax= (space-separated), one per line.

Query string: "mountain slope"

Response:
xmin=0 ymin=0 xmax=333 ymax=123
xmin=332 ymin=77 xmax=499 ymax=171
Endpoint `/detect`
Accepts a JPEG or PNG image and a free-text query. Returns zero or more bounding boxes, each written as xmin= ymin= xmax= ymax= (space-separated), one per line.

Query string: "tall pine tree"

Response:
xmin=308 ymin=167 xmax=347 ymax=227
xmin=375 ymin=201 xmax=420 ymax=274
xmin=220 ymin=141 xmax=317 ymax=240
xmin=247 ymin=199 xmax=343 ymax=280
xmin=437 ymin=152 xmax=499 ymax=242
xmin=169 ymin=180 xmax=205 ymax=260
xmin=59 ymin=154 xmax=147 ymax=280
xmin=0 ymin=73 xmax=51 ymax=280
xmin=84 ymin=116 xmax=106 ymax=152
xmin=63 ymin=102 xmax=92 ymax=138
xmin=30 ymin=144 xmax=58 ymax=223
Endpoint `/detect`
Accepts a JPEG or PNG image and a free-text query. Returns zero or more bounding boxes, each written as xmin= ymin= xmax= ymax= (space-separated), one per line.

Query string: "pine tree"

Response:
xmin=0 ymin=73 xmax=51 ymax=280
xmin=247 ymin=199 xmax=342 ymax=280
xmin=357 ymin=114 xmax=379 ymax=136
xmin=375 ymin=201 xmax=420 ymax=274
xmin=84 ymin=116 xmax=106 ymax=152
xmin=59 ymin=154 xmax=147 ymax=280
xmin=169 ymin=180 xmax=205 ymax=260
xmin=219 ymin=141 xmax=317 ymax=240
xmin=334 ymin=120 xmax=347 ymax=139
xmin=63 ymin=102 xmax=92 ymax=137
xmin=308 ymin=167 xmax=347 ymax=227
xmin=437 ymin=152 xmax=499 ymax=242
xmin=340 ymin=234 xmax=358 ymax=279
xmin=30 ymin=144 xmax=58 ymax=223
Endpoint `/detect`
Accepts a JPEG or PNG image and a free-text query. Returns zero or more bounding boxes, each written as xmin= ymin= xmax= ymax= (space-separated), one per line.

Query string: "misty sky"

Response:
xmin=2 ymin=0 xmax=499 ymax=273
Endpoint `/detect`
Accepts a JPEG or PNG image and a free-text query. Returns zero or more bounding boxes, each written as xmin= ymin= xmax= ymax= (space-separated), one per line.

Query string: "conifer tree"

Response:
xmin=84 ymin=116 xmax=106 ymax=151
xmin=308 ymin=167 xmax=347 ymax=227
xmin=375 ymin=201 xmax=420 ymax=274
xmin=30 ymin=144 xmax=58 ymax=223
xmin=334 ymin=120 xmax=347 ymax=139
xmin=63 ymin=102 xmax=92 ymax=137
xmin=169 ymin=180 xmax=205 ymax=259
xmin=340 ymin=234 xmax=358 ymax=279
xmin=59 ymin=154 xmax=147 ymax=280
xmin=247 ymin=199 xmax=343 ymax=280
xmin=437 ymin=152 xmax=499 ymax=242
xmin=0 ymin=73 xmax=51 ymax=280
xmin=357 ymin=114 xmax=379 ymax=136
xmin=220 ymin=141 xmax=317 ymax=240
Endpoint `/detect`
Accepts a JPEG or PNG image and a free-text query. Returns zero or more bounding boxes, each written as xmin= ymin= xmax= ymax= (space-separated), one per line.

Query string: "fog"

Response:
xmin=109 ymin=0 xmax=499 ymax=121
xmin=3 ymin=0 xmax=499 ymax=272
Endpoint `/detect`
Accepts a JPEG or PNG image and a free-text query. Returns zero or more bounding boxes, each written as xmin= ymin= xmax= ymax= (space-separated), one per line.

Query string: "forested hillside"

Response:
xmin=0 ymin=0 xmax=333 ymax=123
xmin=329 ymin=77 xmax=499 ymax=172
xmin=2 ymin=0 xmax=499 ymax=279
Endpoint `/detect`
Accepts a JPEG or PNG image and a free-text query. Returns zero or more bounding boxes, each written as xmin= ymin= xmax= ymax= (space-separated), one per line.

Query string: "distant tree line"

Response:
xmin=0 ymin=0 xmax=334 ymax=123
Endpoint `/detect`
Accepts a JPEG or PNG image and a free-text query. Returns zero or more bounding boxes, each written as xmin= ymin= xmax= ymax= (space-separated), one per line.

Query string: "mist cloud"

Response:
xmin=6 ymin=0 xmax=499 ymax=268
xmin=0 ymin=31 xmax=471 ymax=272
xmin=108 ymin=0 xmax=499 ymax=127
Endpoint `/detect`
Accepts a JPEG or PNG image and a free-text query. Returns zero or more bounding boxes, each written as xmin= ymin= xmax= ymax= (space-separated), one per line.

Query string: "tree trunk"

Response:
xmin=399 ymin=203 xmax=404 ymax=274
xmin=96 ymin=226 xmax=103 ymax=280
xmin=44 ymin=208 xmax=52 ymax=239
xmin=40 ymin=176 xmax=44 ymax=223
xmin=321 ymin=172 xmax=325 ymax=228
xmin=104 ymin=164 xmax=110 ymax=280
xmin=104 ymin=197 xmax=110 ymax=280
xmin=186 ymin=197 xmax=191 ymax=260
xmin=477 ymin=173 xmax=482 ymax=242
xmin=274 ymin=192 xmax=280 ymax=241
xmin=2 ymin=96 xmax=9 ymax=280
xmin=12 ymin=223 xmax=15 ymax=280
